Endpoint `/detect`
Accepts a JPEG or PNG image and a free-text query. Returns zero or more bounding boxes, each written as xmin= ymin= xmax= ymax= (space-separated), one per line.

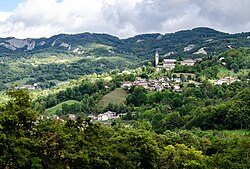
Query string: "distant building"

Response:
xmin=15 ymin=85 xmax=36 ymax=90
xmin=97 ymin=111 xmax=117 ymax=121
xmin=163 ymin=59 xmax=176 ymax=70
xmin=121 ymin=70 xmax=132 ymax=74
xmin=173 ymin=78 xmax=181 ymax=83
xmin=163 ymin=59 xmax=176 ymax=64
xmin=172 ymin=84 xmax=182 ymax=92
xmin=154 ymin=51 xmax=176 ymax=71
xmin=180 ymin=59 xmax=196 ymax=66
xmin=214 ymin=77 xmax=239 ymax=85
xmin=155 ymin=65 xmax=164 ymax=71
xmin=104 ymin=111 xmax=117 ymax=119
xmin=137 ymin=82 xmax=148 ymax=89
xmin=121 ymin=81 xmax=134 ymax=89
xmin=97 ymin=114 xmax=109 ymax=121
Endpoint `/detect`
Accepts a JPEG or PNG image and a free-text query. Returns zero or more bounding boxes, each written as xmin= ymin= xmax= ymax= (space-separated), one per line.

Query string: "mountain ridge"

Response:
xmin=1 ymin=27 xmax=250 ymax=58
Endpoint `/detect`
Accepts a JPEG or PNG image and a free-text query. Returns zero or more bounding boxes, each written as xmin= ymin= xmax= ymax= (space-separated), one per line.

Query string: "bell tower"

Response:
xmin=155 ymin=50 xmax=159 ymax=66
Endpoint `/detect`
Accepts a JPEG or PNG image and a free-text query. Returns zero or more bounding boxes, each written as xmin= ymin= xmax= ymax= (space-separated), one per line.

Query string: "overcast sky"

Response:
xmin=0 ymin=0 xmax=249 ymax=39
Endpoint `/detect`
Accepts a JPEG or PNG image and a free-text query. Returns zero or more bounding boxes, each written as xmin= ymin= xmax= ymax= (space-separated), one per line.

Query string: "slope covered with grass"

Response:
xmin=44 ymin=100 xmax=80 ymax=115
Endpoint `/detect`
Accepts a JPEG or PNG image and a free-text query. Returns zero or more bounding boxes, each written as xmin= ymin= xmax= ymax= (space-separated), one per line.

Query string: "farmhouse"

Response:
xmin=97 ymin=114 xmax=109 ymax=121
xmin=104 ymin=111 xmax=117 ymax=120
xmin=97 ymin=111 xmax=117 ymax=121
xmin=214 ymin=77 xmax=239 ymax=85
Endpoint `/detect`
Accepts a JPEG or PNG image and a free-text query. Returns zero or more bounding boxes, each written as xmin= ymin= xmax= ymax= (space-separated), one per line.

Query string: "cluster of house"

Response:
xmin=38 ymin=111 xmax=127 ymax=124
xmin=214 ymin=77 xmax=239 ymax=85
xmin=88 ymin=111 xmax=127 ymax=121
xmin=39 ymin=113 xmax=77 ymax=123
xmin=122 ymin=77 xmax=167 ymax=91
xmin=15 ymin=84 xmax=38 ymax=90
xmin=154 ymin=51 xmax=200 ymax=71
xmin=121 ymin=76 xmax=193 ymax=92
xmin=14 ymin=81 xmax=71 ymax=90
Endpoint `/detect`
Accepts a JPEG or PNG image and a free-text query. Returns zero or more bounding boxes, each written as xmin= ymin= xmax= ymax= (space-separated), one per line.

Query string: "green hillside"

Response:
xmin=44 ymin=100 xmax=80 ymax=115
xmin=98 ymin=88 xmax=128 ymax=108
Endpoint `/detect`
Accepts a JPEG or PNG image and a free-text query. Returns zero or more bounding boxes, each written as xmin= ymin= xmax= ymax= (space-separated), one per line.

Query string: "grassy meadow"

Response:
xmin=44 ymin=100 xmax=80 ymax=115
xmin=98 ymin=88 xmax=128 ymax=108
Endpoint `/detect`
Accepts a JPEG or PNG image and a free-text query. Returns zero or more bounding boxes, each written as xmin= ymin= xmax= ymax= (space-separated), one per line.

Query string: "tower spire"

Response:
xmin=155 ymin=50 xmax=159 ymax=66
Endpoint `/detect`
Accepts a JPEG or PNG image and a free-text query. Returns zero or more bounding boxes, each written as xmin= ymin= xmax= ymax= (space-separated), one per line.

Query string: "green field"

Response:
xmin=24 ymin=53 xmax=84 ymax=66
xmin=204 ymin=129 xmax=250 ymax=136
xmin=44 ymin=100 xmax=80 ymax=115
xmin=217 ymin=67 xmax=235 ymax=78
xmin=223 ymin=129 xmax=250 ymax=135
xmin=98 ymin=88 xmax=128 ymax=108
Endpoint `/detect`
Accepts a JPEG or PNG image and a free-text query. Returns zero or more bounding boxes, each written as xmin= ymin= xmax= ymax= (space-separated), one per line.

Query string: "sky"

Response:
xmin=0 ymin=0 xmax=249 ymax=39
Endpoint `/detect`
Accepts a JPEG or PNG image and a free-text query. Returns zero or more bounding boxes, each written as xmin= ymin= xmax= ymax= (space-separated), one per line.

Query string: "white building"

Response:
xmin=180 ymin=59 xmax=196 ymax=66
xmin=15 ymin=85 xmax=36 ymax=90
xmin=97 ymin=111 xmax=117 ymax=121
xmin=214 ymin=77 xmax=239 ymax=85
xmin=97 ymin=114 xmax=109 ymax=121
xmin=162 ymin=59 xmax=176 ymax=70
xmin=104 ymin=111 xmax=117 ymax=119
xmin=121 ymin=81 xmax=134 ymax=89
xmin=121 ymin=70 xmax=132 ymax=74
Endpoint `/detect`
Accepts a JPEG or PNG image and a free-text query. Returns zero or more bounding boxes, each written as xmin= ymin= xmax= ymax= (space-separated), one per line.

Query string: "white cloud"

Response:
xmin=0 ymin=11 xmax=11 ymax=22
xmin=0 ymin=0 xmax=250 ymax=38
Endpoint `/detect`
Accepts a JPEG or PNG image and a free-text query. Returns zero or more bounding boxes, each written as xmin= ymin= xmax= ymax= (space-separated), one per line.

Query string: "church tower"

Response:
xmin=155 ymin=50 xmax=159 ymax=66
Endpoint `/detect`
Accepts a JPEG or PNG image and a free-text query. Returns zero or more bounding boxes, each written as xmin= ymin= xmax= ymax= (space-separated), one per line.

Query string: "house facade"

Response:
xmin=180 ymin=59 xmax=196 ymax=66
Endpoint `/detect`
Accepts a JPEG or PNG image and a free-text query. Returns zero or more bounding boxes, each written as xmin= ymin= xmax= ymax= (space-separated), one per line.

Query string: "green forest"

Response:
xmin=0 ymin=89 xmax=249 ymax=169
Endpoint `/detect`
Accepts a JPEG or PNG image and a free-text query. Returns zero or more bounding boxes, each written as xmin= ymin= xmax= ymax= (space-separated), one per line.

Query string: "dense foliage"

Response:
xmin=0 ymin=90 xmax=249 ymax=169
xmin=126 ymin=81 xmax=250 ymax=132
xmin=0 ymin=53 xmax=140 ymax=90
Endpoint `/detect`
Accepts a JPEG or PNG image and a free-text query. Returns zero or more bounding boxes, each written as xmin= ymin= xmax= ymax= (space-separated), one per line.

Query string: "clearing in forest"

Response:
xmin=98 ymin=88 xmax=128 ymax=108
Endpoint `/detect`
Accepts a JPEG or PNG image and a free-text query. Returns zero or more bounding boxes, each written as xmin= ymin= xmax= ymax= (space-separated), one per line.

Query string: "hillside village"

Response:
xmin=120 ymin=51 xmax=240 ymax=93
xmin=55 ymin=51 xmax=243 ymax=123
xmin=21 ymin=49 xmax=244 ymax=124
xmin=39 ymin=110 xmax=128 ymax=123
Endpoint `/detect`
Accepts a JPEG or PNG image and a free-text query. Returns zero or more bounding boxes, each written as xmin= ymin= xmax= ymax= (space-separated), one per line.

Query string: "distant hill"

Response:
xmin=1 ymin=27 xmax=250 ymax=58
